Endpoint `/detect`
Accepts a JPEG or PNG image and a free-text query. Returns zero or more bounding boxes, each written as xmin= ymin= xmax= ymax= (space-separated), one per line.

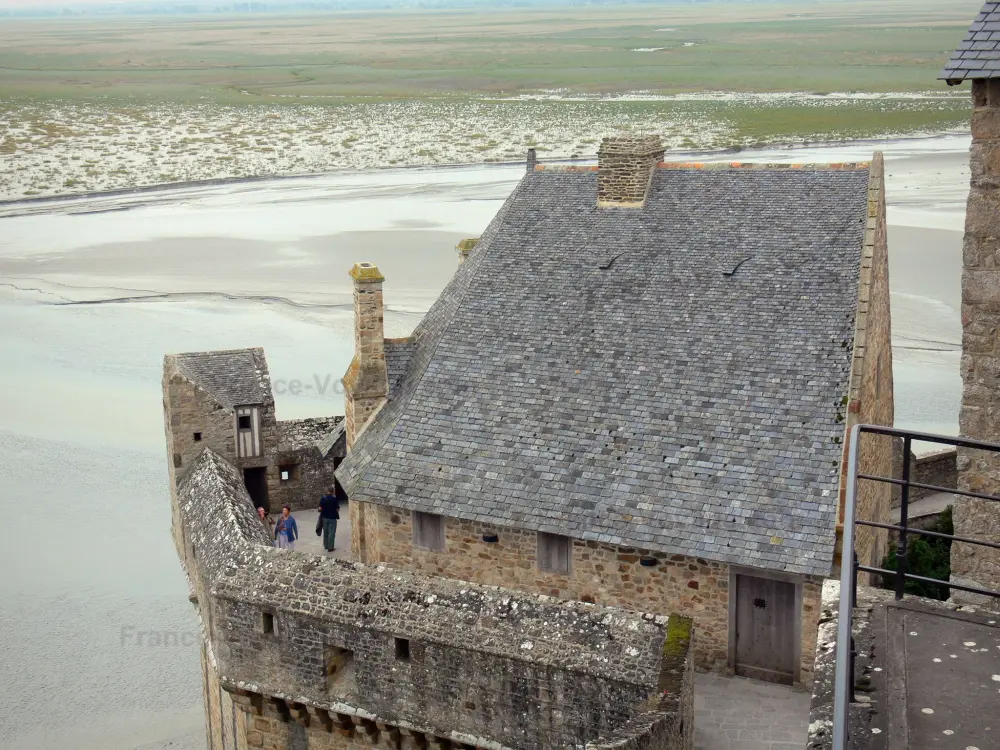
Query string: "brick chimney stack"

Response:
xmin=342 ymin=262 xmax=389 ymax=450
xmin=597 ymin=135 xmax=665 ymax=207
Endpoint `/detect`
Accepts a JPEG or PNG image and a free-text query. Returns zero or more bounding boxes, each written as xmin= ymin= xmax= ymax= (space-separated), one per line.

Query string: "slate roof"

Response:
xmin=941 ymin=2 xmax=1000 ymax=81
xmin=174 ymin=348 xmax=271 ymax=409
xmin=337 ymin=165 xmax=872 ymax=576
xmin=386 ymin=339 xmax=418 ymax=397
xmin=318 ymin=421 xmax=347 ymax=458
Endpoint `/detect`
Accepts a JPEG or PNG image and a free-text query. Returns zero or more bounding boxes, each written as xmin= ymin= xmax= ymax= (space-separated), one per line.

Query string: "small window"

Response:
xmin=238 ymin=415 xmax=252 ymax=430
xmin=325 ymin=645 xmax=354 ymax=689
xmin=262 ymin=611 xmax=274 ymax=634
xmin=394 ymin=637 xmax=410 ymax=661
xmin=537 ymin=532 xmax=572 ymax=575
xmin=193 ymin=432 xmax=202 ymax=442
xmin=412 ymin=511 xmax=445 ymax=551
xmin=279 ymin=464 xmax=299 ymax=483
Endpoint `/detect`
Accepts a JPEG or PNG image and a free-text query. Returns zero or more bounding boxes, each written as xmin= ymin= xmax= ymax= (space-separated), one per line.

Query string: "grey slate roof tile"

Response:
xmin=174 ymin=348 xmax=270 ymax=409
xmin=386 ymin=339 xmax=418 ymax=398
xmin=942 ymin=2 xmax=1000 ymax=80
xmin=337 ymin=165 xmax=871 ymax=577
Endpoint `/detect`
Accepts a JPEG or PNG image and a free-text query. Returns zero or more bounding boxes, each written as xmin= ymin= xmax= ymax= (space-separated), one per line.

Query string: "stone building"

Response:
xmin=336 ymin=136 xmax=896 ymax=688
xmin=163 ymin=347 xmax=346 ymax=515
xmin=162 ymin=261 xmax=695 ymax=748
xmin=941 ymin=1 xmax=1000 ymax=605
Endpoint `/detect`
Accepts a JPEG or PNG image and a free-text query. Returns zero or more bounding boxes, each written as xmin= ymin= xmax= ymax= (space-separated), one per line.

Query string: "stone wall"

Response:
xmin=164 ymin=356 xmax=342 ymax=516
xmin=892 ymin=447 xmax=958 ymax=507
xmin=841 ymin=153 xmax=895 ymax=584
xmin=596 ymin=135 xmax=665 ymax=206
xmin=358 ymin=502 xmax=823 ymax=686
xmin=955 ymin=78 xmax=1000 ymax=602
xmin=269 ymin=418 xmax=343 ymax=512
xmin=175 ymin=449 xmax=694 ymax=750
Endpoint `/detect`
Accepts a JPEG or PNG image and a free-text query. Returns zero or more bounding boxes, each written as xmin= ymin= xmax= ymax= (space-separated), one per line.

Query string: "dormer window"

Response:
xmin=234 ymin=405 xmax=262 ymax=458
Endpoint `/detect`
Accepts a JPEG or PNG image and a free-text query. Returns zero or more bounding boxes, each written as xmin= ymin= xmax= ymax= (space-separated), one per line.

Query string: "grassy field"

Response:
xmin=0 ymin=0 xmax=982 ymax=100
xmin=0 ymin=0 xmax=981 ymax=200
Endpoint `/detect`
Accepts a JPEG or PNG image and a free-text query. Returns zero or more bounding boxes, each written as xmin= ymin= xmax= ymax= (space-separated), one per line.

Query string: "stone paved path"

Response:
xmin=283 ymin=506 xmax=353 ymax=561
xmin=695 ymin=673 xmax=810 ymax=750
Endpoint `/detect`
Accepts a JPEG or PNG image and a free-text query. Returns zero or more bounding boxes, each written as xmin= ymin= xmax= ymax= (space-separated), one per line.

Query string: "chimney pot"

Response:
xmin=597 ymin=134 xmax=665 ymax=207
xmin=455 ymin=237 xmax=479 ymax=266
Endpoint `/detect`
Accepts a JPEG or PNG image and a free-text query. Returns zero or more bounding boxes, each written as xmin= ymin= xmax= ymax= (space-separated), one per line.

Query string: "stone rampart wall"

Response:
xmin=841 ymin=152 xmax=895 ymax=585
xmin=359 ymin=502 xmax=822 ymax=687
xmin=175 ymin=449 xmax=694 ymax=750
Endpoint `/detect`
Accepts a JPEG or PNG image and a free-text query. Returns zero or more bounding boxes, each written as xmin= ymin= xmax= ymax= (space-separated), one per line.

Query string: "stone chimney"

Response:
xmin=597 ymin=135 xmax=665 ymax=207
xmin=526 ymin=148 xmax=537 ymax=172
xmin=455 ymin=237 xmax=478 ymax=265
xmin=342 ymin=262 xmax=388 ymax=450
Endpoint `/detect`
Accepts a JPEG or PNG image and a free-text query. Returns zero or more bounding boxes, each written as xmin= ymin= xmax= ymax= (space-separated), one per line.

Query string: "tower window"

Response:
xmin=395 ymin=637 xmax=411 ymax=661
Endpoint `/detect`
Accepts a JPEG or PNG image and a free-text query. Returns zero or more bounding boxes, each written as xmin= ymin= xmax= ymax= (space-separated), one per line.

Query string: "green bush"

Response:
xmin=880 ymin=506 xmax=953 ymax=601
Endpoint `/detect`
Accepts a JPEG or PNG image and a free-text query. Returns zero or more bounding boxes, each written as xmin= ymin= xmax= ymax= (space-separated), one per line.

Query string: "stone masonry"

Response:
xmin=596 ymin=135 xmax=665 ymax=206
xmin=163 ymin=349 xmax=343 ymax=516
xmin=174 ymin=448 xmax=695 ymax=750
xmin=343 ymin=262 xmax=389 ymax=451
xmin=840 ymin=153 xmax=895 ymax=585
xmin=357 ymin=503 xmax=824 ymax=687
xmin=955 ymin=76 xmax=1000 ymax=603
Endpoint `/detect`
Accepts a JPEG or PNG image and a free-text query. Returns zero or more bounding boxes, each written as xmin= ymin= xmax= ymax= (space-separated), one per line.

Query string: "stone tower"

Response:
xmin=942 ymin=6 xmax=1000 ymax=604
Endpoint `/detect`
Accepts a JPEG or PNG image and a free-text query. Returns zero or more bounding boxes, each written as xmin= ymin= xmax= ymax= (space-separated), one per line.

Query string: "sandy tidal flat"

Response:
xmin=0 ymin=133 xmax=970 ymax=750
xmin=0 ymin=94 xmax=968 ymax=202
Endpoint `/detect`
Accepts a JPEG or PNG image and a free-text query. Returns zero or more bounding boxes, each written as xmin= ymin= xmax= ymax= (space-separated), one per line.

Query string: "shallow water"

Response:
xmin=0 ymin=140 xmax=970 ymax=748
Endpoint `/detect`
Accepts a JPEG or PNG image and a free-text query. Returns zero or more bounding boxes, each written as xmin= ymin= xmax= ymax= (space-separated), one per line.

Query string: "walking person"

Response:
xmin=274 ymin=505 xmax=298 ymax=550
xmin=316 ymin=480 xmax=343 ymax=553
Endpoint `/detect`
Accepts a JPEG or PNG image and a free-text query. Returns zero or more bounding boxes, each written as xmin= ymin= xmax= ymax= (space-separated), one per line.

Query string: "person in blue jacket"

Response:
xmin=274 ymin=505 xmax=298 ymax=550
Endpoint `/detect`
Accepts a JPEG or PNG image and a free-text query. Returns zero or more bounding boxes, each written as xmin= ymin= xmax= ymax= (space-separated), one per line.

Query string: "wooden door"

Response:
xmin=734 ymin=574 xmax=797 ymax=684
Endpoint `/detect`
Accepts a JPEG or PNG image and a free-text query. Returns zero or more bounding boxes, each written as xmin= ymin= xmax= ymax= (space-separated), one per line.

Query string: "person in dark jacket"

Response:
xmin=316 ymin=481 xmax=343 ymax=552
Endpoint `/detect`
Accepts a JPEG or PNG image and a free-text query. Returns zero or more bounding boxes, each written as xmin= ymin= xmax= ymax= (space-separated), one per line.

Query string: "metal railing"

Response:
xmin=831 ymin=424 xmax=1000 ymax=750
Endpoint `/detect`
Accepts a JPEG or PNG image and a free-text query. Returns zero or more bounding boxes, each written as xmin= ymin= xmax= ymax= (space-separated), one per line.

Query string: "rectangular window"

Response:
xmin=238 ymin=415 xmax=252 ymax=430
xmin=193 ymin=432 xmax=202 ymax=442
xmin=537 ymin=532 xmax=572 ymax=575
xmin=279 ymin=464 xmax=299 ymax=483
xmin=262 ymin=611 xmax=274 ymax=635
xmin=394 ymin=637 xmax=410 ymax=661
xmin=325 ymin=645 xmax=354 ymax=689
xmin=412 ymin=511 xmax=445 ymax=552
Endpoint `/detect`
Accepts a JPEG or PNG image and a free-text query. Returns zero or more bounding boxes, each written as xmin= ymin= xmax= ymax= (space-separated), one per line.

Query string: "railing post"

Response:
xmin=849 ymin=550 xmax=858 ymax=704
xmin=895 ymin=435 xmax=912 ymax=601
